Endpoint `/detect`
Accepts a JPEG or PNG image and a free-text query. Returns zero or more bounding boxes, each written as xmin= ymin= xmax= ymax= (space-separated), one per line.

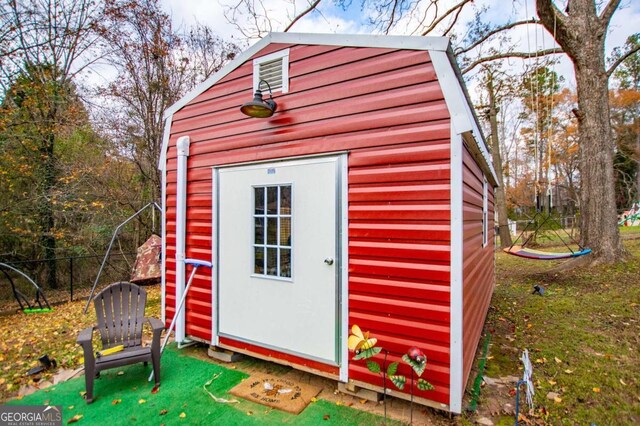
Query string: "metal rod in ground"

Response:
xmin=410 ymin=369 xmax=414 ymax=425
xmin=514 ymin=379 xmax=525 ymax=425
xmin=148 ymin=259 xmax=212 ymax=382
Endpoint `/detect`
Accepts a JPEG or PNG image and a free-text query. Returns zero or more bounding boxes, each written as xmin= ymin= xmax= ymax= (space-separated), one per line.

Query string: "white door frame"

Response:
xmin=211 ymin=153 xmax=349 ymax=381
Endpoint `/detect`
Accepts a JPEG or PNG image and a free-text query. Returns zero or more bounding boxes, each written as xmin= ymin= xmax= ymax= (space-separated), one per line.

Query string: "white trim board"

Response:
xmin=429 ymin=50 xmax=497 ymax=185
xmin=448 ymin=129 xmax=464 ymax=414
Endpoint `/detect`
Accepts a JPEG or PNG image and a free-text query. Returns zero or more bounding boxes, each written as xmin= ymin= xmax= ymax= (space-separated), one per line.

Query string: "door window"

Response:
xmin=253 ymin=185 xmax=292 ymax=278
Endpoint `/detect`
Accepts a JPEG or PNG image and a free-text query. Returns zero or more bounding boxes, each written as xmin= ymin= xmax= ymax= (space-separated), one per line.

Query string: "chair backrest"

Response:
xmin=94 ymin=282 xmax=147 ymax=349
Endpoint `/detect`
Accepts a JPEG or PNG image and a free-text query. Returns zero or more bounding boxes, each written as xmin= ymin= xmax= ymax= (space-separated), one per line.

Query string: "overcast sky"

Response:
xmin=159 ymin=0 xmax=638 ymax=107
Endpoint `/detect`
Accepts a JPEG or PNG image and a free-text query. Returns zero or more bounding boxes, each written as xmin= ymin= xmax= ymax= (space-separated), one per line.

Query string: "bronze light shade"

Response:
xmin=240 ymin=80 xmax=277 ymax=118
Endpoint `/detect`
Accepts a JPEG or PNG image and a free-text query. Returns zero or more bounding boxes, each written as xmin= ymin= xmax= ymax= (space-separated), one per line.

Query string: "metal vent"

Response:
xmin=258 ymin=57 xmax=283 ymax=92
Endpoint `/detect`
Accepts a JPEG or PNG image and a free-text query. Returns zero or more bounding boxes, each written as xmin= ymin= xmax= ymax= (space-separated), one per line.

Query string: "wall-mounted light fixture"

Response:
xmin=240 ymin=80 xmax=277 ymax=118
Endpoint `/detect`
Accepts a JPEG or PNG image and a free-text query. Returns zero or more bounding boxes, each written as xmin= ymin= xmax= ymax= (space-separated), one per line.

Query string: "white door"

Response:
xmin=217 ymin=156 xmax=343 ymax=364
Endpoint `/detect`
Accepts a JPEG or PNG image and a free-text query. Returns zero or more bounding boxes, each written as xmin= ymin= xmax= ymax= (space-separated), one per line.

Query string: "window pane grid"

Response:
xmin=253 ymin=184 xmax=292 ymax=278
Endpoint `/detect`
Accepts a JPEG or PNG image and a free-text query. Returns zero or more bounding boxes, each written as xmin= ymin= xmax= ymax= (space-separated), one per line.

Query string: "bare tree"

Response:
xmin=183 ymin=23 xmax=239 ymax=86
xmin=480 ymin=66 xmax=513 ymax=248
xmin=97 ymin=0 xmax=239 ymax=201
xmin=97 ymin=0 xmax=190 ymax=202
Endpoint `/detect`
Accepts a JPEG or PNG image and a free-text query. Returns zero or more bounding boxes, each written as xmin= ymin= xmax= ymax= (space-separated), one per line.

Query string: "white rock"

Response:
xmin=476 ymin=416 xmax=494 ymax=426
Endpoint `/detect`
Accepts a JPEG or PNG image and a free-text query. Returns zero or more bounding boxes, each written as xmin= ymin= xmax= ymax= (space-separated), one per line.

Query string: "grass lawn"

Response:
xmin=475 ymin=230 xmax=640 ymax=425
xmin=1 ymin=227 xmax=639 ymax=424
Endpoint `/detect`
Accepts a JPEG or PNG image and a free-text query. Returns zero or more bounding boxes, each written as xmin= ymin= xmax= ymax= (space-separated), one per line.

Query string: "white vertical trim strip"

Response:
xmin=482 ymin=176 xmax=488 ymax=248
xmin=449 ymin=130 xmax=464 ymax=414
xmin=158 ymin=115 xmax=173 ymax=171
xmin=339 ymin=153 xmax=349 ymax=382
xmin=211 ymin=168 xmax=220 ymax=346
xmin=175 ymin=136 xmax=190 ymax=343
xmin=161 ymin=148 xmax=168 ymax=324
xmin=160 ymin=114 xmax=172 ymax=323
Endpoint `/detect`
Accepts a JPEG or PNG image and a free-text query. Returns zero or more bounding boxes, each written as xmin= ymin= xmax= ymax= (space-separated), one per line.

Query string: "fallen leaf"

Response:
xmin=359 ymin=399 xmax=368 ymax=404
xmin=527 ymin=323 xmax=533 ymax=329
xmin=620 ymin=379 xmax=627 ymax=386
xmin=323 ymin=414 xmax=331 ymax=420
xmin=138 ymin=399 xmax=147 ymax=404
xmin=346 ymin=402 xmax=353 ymax=407
xmin=245 ymin=411 xmax=253 ymax=416
xmin=0 ymin=378 xmax=5 ymax=385
xmin=68 ymin=406 xmax=74 ymax=410
xmin=554 ymin=357 xmax=562 ymax=364
xmin=79 ymin=391 xmax=86 ymax=397
xmin=592 ymin=387 xmax=601 ymax=393
xmin=335 ymin=401 xmax=343 ymax=406
xmin=179 ymin=412 xmax=186 ymax=418
xmin=117 ymin=371 xmax=125 ymax=376
xmin=112 ymin=399 xmax=121 ymax=405
xmin=310 ymin=397 xmax=317 ymax=403
xmin=486 ymin=356 xmax=494 ymax=360
xmin=159 ymin=409 xmax=168 ymax=416
xmin=564 ymin=369 xmax=573 ymax=374
xmin=67 ymin=414 xmax=83 ymax=424
xmin=548 ymin=380 xmax=557 ymax=385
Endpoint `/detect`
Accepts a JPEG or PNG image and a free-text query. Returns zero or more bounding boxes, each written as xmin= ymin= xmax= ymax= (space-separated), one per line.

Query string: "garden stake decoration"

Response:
xmin=348 ymin=325 xmax=433 ymax=424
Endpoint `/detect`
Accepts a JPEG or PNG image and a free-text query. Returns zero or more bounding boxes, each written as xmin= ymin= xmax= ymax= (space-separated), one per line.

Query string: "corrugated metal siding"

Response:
xmin=164 ymin=44 xmax=452 ymax=405
xmin=461 ymin=144 xmax=495 ymax=387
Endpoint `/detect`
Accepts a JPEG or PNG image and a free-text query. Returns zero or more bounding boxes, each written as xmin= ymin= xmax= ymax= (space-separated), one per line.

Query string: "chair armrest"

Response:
xmin=145 ymin=317 xmax=165 ymax=350
xmin=77 ymin=326 xmax=96 ymax=365
xmin=145 ymin=317 xmax=165 ymax=332
xmin=77 ymin=326 xmax=95 ymax=346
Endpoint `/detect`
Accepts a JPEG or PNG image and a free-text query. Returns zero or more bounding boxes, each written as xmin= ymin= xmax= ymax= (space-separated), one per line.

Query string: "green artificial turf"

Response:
xmin=5 ymin=346 xmax=389 ymax=425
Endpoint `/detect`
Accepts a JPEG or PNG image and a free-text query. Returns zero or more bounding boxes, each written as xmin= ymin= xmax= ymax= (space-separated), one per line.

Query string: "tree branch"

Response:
xmin=456 ymin=19 xmax=539 ymax=56
xmin=462 ymin=47 xmax=564 ymax=74
xmin=599 ymin=0 xmax=621 ymax=25
xmin=389 ymin=0 xmax=404 ymax=34
xmin=536 ymin=0 xmax=573 ymax=53
xmin=607 ymin=43 xmax=640 ymax=78
xmin=442 ymin=4 xmax=464 ymax=37
xmin=283 ymin=0 xmax=322 ymax=32
xmin=421 ymin=0 xmax=472 ymax=36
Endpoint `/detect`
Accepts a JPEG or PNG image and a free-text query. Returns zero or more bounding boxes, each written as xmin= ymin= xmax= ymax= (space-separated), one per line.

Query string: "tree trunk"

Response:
xmin=40 ymin=129 xmax=58 ymax=289
xmin=573 ymin=42 xmax=626 ymax=262
xmin=636 ymin=129 xmax=640 ymax=203
xmin=536 ymin=0 xmax=627 ymax=263
xmin=487 ymin=74 xmax=513 ymax=247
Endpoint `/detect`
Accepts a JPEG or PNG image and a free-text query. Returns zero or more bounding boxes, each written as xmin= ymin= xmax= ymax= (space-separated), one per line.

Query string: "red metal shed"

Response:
xmin=158 ymin=33 xmax=497 ymax=414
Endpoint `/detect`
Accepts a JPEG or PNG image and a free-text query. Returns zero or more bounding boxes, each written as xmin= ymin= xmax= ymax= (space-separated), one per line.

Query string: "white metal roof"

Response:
xmin=158 ymin=32 xmax=497 ymax=184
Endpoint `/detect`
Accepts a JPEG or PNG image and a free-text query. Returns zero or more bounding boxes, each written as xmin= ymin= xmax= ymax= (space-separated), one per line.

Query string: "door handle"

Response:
xmin=324 ymin=258 xmax=334 ymax=265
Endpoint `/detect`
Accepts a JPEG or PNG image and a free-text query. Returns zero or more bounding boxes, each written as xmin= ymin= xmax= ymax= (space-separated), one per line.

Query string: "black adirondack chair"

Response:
xmin=77 ymin=282 xmax=164 ymax=403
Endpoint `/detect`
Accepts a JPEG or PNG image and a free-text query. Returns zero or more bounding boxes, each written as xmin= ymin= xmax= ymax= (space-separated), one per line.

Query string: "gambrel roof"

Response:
xmin=159 ymin=32 xmax=497 ymax=184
